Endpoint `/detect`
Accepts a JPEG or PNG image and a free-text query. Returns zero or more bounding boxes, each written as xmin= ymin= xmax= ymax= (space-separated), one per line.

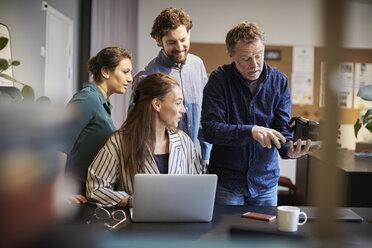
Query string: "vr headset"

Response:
xmin=287 ymin=117 xmax=320 ymax=141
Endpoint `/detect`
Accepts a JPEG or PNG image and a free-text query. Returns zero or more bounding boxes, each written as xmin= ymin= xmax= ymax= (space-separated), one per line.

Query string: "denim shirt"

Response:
xmin=201 ymin=62 xmax=292 ymax=197
xmin=133 ymin=50 xmax=212 ymax=160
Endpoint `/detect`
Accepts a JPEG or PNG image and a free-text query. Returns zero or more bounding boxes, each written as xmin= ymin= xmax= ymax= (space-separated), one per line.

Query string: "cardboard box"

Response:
xmin=355 ymin=142 xmax=372 ymax=153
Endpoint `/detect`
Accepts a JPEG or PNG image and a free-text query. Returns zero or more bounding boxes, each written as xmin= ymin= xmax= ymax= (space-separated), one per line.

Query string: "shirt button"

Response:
xmin=188 ymin=124 xmax=191 ymax=128
xmin=185 ymin=107 xmax=188 ymax=110
xmin=183 ymin=88 xmax=186 ymax=92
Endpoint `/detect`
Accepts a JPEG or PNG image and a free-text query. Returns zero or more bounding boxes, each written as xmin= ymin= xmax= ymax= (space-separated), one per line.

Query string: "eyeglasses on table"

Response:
xmin=86 ymin=206 xmax=127 ymax=230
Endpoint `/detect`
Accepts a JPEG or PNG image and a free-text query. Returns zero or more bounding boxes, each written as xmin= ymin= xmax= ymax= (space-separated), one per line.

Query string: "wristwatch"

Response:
xmin=125 ymin=195 xmax=132 ymax=209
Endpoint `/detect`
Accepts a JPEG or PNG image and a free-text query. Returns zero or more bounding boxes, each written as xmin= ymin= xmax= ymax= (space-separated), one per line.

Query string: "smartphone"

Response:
xmin=293 ymin=140 xmax=322 ymax=148
xmin=242 ymin=212 xmax=276 ymax=222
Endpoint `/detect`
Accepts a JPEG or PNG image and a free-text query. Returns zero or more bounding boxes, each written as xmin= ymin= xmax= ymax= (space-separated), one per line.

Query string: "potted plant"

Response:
xmin=354 ymin=85 xmax=372 ymax=139
xmin=0 ymin=36 xmax=49 ymax=103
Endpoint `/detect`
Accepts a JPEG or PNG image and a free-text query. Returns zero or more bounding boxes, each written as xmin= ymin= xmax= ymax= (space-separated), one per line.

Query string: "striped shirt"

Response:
xmin=86 ymin=129 xmax=202 ymax=207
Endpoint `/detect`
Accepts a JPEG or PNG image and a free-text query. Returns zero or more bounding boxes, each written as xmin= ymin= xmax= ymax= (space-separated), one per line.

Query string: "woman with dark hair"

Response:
xmin=86 ymin=73 xmax=201 ymax=208
xmin=58 ymin=47 xmax=133 ymax=204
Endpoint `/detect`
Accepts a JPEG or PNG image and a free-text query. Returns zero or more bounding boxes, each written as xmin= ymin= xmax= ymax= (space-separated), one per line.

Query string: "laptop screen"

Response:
xmin=131 ymin=174 xmax=217 ymax=222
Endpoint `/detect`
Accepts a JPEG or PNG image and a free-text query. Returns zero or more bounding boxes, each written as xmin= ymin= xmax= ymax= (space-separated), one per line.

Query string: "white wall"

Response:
xmin=137 ymin=0 xmax=326 ymax=70
xmin=0 ymin=0 xmax=81 ymax=98
xmin=343 ymin=0 xmax=372 ymax=49
xmin=137 ymin=0 xmax=372 ymax=184
xmin=138 ymin=0 xmax=372 ymax=70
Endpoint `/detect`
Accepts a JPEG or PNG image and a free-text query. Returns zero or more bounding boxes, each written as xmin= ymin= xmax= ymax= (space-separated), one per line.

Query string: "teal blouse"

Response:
xmin=59 ymin=83 xmax=116 ymax=191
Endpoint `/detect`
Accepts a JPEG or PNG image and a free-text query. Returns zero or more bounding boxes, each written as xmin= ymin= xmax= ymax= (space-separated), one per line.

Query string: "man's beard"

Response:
xmin=164 ymin=49 xmax=188 ymax=64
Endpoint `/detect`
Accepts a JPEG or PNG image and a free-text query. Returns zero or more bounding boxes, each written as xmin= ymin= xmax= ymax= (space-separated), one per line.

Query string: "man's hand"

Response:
xmin=287 ymin=139 xmax=320 ymax=158
xmin=66 ymin=194 xmax=87 ymax=204
xmin=252 ymin=126 xmax=286 ymax=149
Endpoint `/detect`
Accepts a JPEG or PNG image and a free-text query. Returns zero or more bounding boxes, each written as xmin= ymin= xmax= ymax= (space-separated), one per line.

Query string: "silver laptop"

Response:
xmin=130 ymin=174 xmax=217 ymax=222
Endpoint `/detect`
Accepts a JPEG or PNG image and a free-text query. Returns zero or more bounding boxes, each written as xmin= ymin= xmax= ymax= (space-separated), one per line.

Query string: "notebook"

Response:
xmin=130 ymin=174 xmax=217 ymax=222
xmin=299 ymin=207 xmax=363 ymax=222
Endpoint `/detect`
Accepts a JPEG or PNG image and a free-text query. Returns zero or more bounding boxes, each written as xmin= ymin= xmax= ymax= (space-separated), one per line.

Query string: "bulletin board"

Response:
xmin=190 ymin=42 xmax=372 ymax=124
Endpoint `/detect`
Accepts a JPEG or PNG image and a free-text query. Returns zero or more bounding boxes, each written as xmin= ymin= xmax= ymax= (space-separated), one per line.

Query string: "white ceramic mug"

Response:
xmin=277 ymin=206 xmax=307 ymax=232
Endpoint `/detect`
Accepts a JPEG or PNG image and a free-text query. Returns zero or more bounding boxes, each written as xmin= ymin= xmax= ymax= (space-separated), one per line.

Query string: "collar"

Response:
xmin=145 ymin=129 xmax=182 ymax=174
xmin=157 ymin=49 xmax=186 ymax=69
xmin=232 ymin=62 xmax=268 ymax=84
xmin=83 ymin=82 xmax=112 ymax=111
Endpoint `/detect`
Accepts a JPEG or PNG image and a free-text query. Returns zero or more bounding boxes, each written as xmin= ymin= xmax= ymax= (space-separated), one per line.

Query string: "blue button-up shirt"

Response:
xmin=133 ymin=50 xmax=212 ymax=160
xmin=201 ymin=62 xmax=292 ymax=197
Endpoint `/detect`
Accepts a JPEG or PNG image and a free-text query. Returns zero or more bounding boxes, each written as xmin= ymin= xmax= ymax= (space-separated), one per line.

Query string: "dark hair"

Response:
xmin=225 ymin=22 xmax=265 ymax=54
xmin=119 ymin=73 xmax=180 ymax=180
xmin=150 ymin=8 xmax=193 ymax=40
xmin=87 ymin=47 xmax=132 ymax=82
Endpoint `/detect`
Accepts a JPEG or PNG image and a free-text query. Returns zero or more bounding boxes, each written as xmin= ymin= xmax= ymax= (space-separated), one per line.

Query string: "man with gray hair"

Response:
xmin=202 ymin=22 xmax=317 ymax=206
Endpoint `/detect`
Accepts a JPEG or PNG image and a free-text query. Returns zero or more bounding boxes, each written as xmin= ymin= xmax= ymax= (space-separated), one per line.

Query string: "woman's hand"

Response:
xmin=201 ymin=159 xmax=209 ymax=174
xmin=65 ymin=194 xmax=87 ymax=204
xmin=118 ymin=195 xmax=133 ymax=208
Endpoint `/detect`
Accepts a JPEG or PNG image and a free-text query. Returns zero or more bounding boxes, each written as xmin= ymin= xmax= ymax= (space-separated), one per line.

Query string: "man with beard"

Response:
xmin=132 ymin=8 xmax=211 ymax=170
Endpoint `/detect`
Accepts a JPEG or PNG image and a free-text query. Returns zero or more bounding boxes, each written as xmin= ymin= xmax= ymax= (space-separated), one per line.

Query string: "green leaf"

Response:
xmin=362 ymin=109 xmax=372 ymax=124
xmin=21 ymin=85 xmax=35 ymax=101
xmin=364 ymin=109 xmax=372 ymax=117
xmin=11 ymin=60 xmax=20 ymax=66
xmin=364 ymin=116 xmax=372 ymax=126
xmin=354 ymin=118 xmax=362 ymax=138
xmin=0 ymin=73 xmax=20 ymax=83
xmin=0 ymin=37 xmax=8 ymax=51
xmin=366 ymin=120 xmax=372 ymax=133
xmin=0 ymin=59 xmax=9 ymax=71
xmin=36 ymin=96 xmax=51 ymax=104
xmin=357 ymin=85 xmax=372 ymax=101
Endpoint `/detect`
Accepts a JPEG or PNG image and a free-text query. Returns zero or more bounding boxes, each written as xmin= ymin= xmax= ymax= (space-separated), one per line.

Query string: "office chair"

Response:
xmin=278 ymin=176 xmax=297 ymax=206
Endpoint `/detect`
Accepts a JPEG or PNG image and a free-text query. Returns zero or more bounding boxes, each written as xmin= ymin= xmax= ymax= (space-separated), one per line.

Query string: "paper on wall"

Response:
xmin=293 ymin=46 xmax=314 ymax=73
xmin=319 ymin=62 xmax=354 ymax=109
xmin=354 ymin=63 xmax=372 ymax=109
xmin=291 ymin=72 xmax=314 ymax=105
xmin=338 ymin=62 xmax=354 ymax=109
xmin=292 ymin=46 xmax=314 ymax=105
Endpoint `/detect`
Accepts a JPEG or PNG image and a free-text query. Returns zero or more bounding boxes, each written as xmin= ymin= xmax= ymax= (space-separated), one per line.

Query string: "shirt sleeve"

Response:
xmin=198 ymin=129 xmax=212 ymax=160
xmin=198 ymin=64 xmax=212 ymax=160
xmin=58 ymin=94 xmax=97 ymax=154
xmin=187 ymin=133 xmax=202 ymax=174
xmin=201 ymin=73 xmax=254 ymax=146
xmin=273 ymin=76 xmax=293 ymax=159
xmin=86 ymin=133 xmax=128 ymax=207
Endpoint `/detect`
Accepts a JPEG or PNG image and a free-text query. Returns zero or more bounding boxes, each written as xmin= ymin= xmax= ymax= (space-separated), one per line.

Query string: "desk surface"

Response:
xmin=311 ymin=149 xmax=372 ymax=173
xmin=46 ymin=204 xmax=372 ymax=248
xmin=297 ymin=150 xmax=372 ymax=207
